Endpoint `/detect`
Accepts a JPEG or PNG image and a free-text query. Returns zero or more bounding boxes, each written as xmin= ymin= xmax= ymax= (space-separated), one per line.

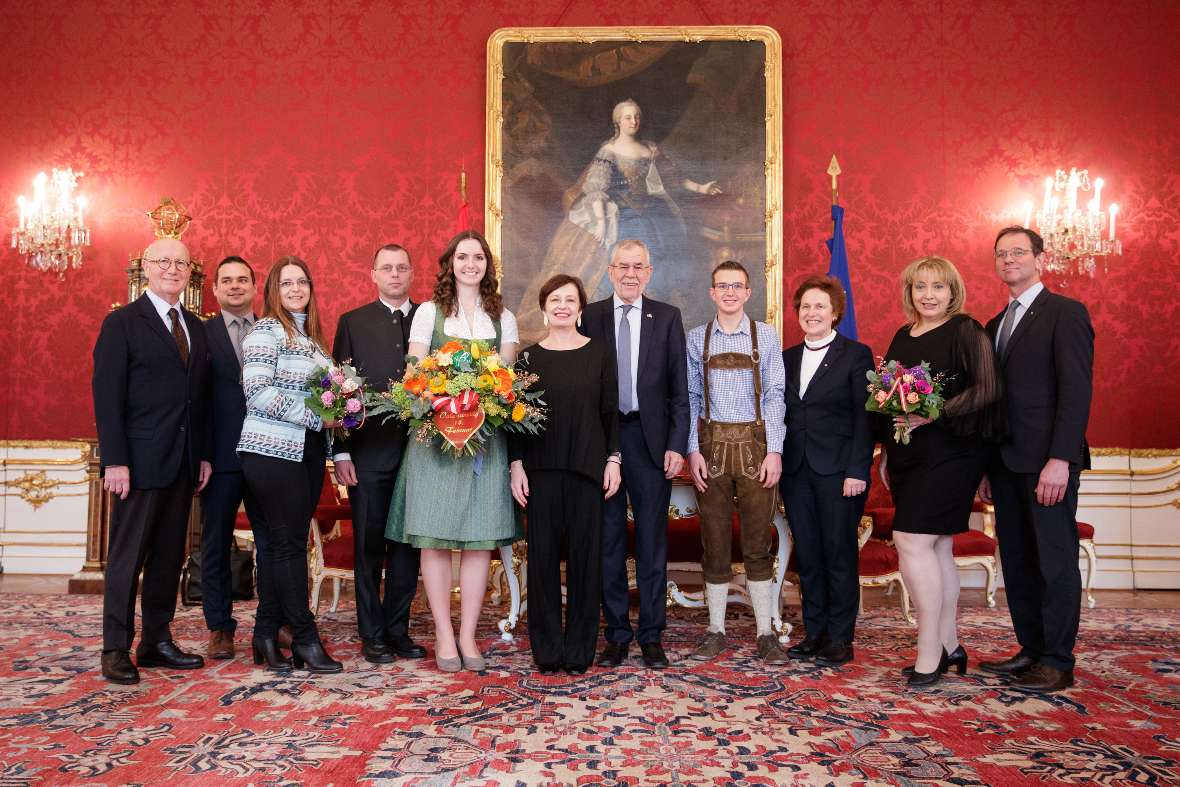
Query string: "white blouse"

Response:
xmin=799 ymin=331 xmax=836 ymax=398
xmin=408 ymin=300 xmax=519 ymax=347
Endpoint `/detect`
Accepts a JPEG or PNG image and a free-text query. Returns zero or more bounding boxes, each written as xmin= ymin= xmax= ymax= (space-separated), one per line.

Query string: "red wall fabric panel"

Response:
xmin=1 ymin=1 xmax=1178 ymax=446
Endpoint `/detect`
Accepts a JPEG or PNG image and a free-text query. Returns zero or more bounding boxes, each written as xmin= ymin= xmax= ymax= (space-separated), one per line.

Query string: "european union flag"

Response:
xmin=826 ymin=203 xmax=858 ymax=340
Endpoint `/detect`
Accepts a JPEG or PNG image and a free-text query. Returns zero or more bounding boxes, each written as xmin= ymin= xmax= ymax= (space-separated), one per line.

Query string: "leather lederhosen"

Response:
xmin=696 ymin=320 xmax=776 ymax=584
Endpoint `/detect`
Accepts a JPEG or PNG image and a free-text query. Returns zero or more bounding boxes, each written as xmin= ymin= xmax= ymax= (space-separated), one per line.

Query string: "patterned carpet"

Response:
xmin=0 ymin=594 xmax=1178 ymax=786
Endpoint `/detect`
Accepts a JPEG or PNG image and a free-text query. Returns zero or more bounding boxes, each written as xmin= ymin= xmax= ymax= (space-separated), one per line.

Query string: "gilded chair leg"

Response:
xmin=1081 ymin=540 xmax=1098 ymax=608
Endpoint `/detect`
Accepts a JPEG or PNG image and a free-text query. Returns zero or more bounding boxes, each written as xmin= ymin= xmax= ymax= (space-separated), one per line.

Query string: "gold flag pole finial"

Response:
xmin=460 ymin=161 xmax=467 ymax=204
xmin=827 ymin=155 xmax=841 ymax=205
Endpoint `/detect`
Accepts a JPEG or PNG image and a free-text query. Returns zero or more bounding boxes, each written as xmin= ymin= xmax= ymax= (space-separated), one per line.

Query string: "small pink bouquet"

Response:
xmin=865 ymin=359 xmax=946 ymax=444
xmin=306 ymin=363 xmax=369 ymax=438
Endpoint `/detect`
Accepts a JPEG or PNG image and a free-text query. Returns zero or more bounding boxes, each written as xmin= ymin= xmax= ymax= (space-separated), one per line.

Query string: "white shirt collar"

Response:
xmin=1010 ymin=281 xmax=1044 ymax=310
xmin=613 ymin=293 xmax=643 ymax=313
xmin=145 ymin=288 xmax=182 ymax=320
xmin=379 ymin=296 xmax=411 ymax=316
xmin=804 ymin=330 xmax=837 ymax=349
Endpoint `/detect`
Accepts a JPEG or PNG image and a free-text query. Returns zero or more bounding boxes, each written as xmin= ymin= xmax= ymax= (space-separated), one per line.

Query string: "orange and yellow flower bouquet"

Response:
xmin=366 ymin=339 xmax=546 ymax=455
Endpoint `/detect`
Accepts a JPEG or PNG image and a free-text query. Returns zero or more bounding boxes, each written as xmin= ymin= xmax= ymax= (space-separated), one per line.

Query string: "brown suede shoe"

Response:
xmin=276 ymin=626 xmax=294 ymax=650
xmin=207 ymin=630 xmax=234 ymax=660
xmin=756 ymin=634 xmax=790 ymax=664
xmin=691 ymin=631 xmax=727 ymax=661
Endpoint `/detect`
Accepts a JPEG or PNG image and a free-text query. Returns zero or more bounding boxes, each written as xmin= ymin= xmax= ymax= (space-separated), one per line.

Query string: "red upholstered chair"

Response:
xmin=856 ymin=516 xmax=912 ymax=622
xmin=1077 ymin=521 xmax=1098 ymax=608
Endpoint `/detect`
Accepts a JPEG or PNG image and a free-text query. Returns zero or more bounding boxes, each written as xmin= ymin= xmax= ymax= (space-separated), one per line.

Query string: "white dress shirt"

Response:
xmin=799 ymin=331 xmax=836 ymax=397
xmin=145 ymin=288 xmax=190 ymax=346
xmin=613 ymin=294 xmax=642 ymax=413
xmin=379 ymin=296 xmax=412 ymax=317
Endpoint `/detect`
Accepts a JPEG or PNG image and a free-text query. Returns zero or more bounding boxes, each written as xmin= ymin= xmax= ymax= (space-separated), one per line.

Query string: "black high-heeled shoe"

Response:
xmin=906 ymin=648 xmax=948 ymax=688
xmin=251 ymin=637 xmax=294 ymax=672
xmin=291 ymin=640 xmax=343 ymax=674
xmin=902 ymin=645 xmax=967 ymax=677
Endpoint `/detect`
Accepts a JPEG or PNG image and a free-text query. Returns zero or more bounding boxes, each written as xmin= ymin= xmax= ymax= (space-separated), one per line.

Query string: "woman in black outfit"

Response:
xmin=779 ymin=275 xmax=875 ymax=666
xmin=879 ymin=256 xmax=1002 ymax=688
xmin=509 ymin=274 xmax=622 ymax=674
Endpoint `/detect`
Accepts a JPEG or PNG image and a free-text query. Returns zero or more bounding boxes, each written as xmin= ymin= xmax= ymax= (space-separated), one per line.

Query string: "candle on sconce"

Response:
xmin=1093 ymin=177 xmax=1103 ymax=213
xmin=76 ymin=195 xmax=87 ymax=227
xmin=1024 ymin=200 xmax=1033 ymax=229
xmin=1065 ymin=169 xmax=1080 ymax=219
xmin=1042 ymin=176 xmax=1053 ymax=211
xmin=1109 ymin=204 xmax=1118 ymax=240
xmin=17 ymin=196 xmax=27 ymax=231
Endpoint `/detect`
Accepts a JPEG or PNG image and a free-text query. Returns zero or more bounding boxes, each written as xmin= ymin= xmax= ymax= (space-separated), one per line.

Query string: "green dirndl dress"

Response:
xmin=385 ymin=307 xmax=522 ymax=550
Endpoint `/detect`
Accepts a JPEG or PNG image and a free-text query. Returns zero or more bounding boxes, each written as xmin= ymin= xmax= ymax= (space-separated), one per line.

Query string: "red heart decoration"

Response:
xmin=435 ymin=408 xmax=485 ymax=451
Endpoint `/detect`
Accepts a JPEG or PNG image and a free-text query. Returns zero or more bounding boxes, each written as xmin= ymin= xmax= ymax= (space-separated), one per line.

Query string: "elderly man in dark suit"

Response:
xmin=980 ymin=225 xmax=1094 ymax=693
xmin=199 ymin=256 xmax=266 ymax=660
xmin=92 ymin=237 xmax=212 ymax=684
xmin=579 ymin=239 xmax=690 ymax=670
xmin=332 ymin=243 xmax=426 ymax=664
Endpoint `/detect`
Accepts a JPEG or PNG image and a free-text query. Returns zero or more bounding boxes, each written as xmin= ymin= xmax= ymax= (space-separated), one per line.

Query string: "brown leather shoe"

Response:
xmin=756 ymin=634 xmax=790 ymax=664
xmin=691 ymin=631 xmax=726 ymax=661
xmin=1011 ymin=664 xmax=1074 ymax=693
xmin=207 ymin=630 xmax=234 ymax=660
xmin=276 ymin=626 xmax=294 ymax=650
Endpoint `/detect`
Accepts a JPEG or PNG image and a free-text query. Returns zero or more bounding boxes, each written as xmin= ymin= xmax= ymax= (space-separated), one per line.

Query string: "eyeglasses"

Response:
xmin=279 ymin=278 xmax=311 ymax=289
xmin=994 ymin=248 xmax=1034 ymax=261
xmin=375 ymin=265 xmax=411 ymax=274
xmin=712 ymin=282 xmax=748 ymax=293
xmin=609 ymin=264 xmax=650 ymax=273
xmin=146 ymin=257 xmax=191 ymax=271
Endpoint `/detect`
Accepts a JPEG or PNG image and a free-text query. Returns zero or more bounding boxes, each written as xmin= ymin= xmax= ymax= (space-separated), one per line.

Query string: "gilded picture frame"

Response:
xmin=485 ymin=26 xmax=783 ymax=341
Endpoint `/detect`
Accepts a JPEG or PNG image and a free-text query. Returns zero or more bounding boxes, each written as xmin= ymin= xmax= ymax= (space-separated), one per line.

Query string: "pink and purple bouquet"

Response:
xmin=306 ymin=363 xmax=369 ymax=438
xmin=865 ymin=359 xmax=946 ymax=445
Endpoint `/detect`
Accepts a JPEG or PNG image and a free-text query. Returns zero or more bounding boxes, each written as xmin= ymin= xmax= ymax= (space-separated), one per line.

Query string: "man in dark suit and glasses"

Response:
xmin=92 ymin=237 xmax=213 ymax=684
xmin=199 ymin=256 xmax=265 ymax=660
xmin=579 ymin=239 xmax=690 ymax=669
xmin=332 ymin=243 xmax=426 ymax=663
xmin=979 ymin=225 xmax=1094 ymax=693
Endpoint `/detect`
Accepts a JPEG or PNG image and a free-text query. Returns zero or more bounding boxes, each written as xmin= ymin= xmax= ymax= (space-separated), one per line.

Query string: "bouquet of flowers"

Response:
xmin=865 ymin=359 xmax=946 ymax=445
xmin=366 ymin=339 xmax=546 ymax=456
xmin=306 ymin=363 xmax=369 ymax=439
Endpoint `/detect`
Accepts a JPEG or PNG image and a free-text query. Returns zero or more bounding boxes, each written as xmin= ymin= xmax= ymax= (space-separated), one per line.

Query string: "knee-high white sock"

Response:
xmin=747 ymin=579 xmax=774 ymax=637
xmin=706 ymin=583 xmax=729 ymax=634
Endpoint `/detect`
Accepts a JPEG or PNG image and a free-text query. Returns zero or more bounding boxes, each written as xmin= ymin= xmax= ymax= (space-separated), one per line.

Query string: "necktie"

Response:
xmin=229 ymin=318 xmax=245 ymax=368
xmin=169 ymin=308 xmax=190 ymax=366
xmin=617 ymin=304 xmax=634 ymax=413
xmin=997 ymin=300 xmax=1021 ymax=358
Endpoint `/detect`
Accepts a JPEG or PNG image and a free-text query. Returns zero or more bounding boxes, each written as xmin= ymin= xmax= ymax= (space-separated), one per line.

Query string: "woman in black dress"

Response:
xmin=509 ymin=274 xmax=622 ymax=674
xmin=879 ymin=256 xmax=1002 ymax=688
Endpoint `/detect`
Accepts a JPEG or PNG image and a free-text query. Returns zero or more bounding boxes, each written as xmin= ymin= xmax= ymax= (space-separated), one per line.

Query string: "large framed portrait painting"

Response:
xmin=486 ymin=26 xmax=783 ymax=341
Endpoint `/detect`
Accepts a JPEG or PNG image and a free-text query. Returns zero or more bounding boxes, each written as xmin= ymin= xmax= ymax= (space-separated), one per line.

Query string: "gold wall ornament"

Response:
xmin=486 ymin=26 xmax=784 ymax=336
xmin=146 ymin=197 xmax=192 ymax=239
xmin=1 ymin=470 xmax=88 ymax=510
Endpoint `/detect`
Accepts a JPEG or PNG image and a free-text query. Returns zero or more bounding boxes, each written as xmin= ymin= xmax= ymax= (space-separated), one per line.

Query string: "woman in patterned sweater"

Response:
xmin=238 ymin=256 xmax=343 ymax=674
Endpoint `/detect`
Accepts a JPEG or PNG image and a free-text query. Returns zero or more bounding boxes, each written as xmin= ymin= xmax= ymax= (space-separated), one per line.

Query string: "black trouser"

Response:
xmin=103 ymin=473 xmax=195 ymax=652
xmin=240 ymin=431 xmax=326 ymax=646
xmin=199 ymin=469 xmax=268 ymax=634
xmin=602 ymin=418 xmax=670 ymax=645
xmin=780 ymin=466 xmax=866 ymax=644
xmin=991 ymin=465 xmax=1082 ymax=671
xmin=527 ymin=470 xmax=603 ymax=670
xmin=351 ymin=467 xmax=420 ymax=643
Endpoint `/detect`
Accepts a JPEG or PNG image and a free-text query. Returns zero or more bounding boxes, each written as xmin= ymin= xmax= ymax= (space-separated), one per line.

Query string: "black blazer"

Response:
xmin=204 ymin=313 xmax=252 ymax=473
xmin=579 ymin=296 xmax=690 ymax=466
xmin=985 ymin=286 xmax=1093 ymax=473
xmin=782 ymin=333 xmax=875 ymax=480
xmin=92 ymin=293 xmax=211 ymax=489
xmin=332 ymin=300 xmax=417 ymax=471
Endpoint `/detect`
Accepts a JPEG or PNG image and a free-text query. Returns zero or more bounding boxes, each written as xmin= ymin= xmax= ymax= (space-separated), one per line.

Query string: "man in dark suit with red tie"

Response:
xmin=980 ymin=226 xmax=1094 ymax=693
xmin=579 ymin=239 xmax=690 ymax=669
xmin=92 ymin=237 xmax=212 ymax=684
xmin=332 ymin=244 xmax=426 ymax=664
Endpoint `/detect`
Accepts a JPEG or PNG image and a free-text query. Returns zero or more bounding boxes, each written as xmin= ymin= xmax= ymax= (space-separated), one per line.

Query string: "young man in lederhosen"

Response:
xmin=686 ymin=261 xmax=788 ymax=664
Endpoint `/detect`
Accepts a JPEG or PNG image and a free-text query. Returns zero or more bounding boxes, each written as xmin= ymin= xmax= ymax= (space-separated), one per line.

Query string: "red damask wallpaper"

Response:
xmin=1 ymin=0 xmax=1178 ymax=446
